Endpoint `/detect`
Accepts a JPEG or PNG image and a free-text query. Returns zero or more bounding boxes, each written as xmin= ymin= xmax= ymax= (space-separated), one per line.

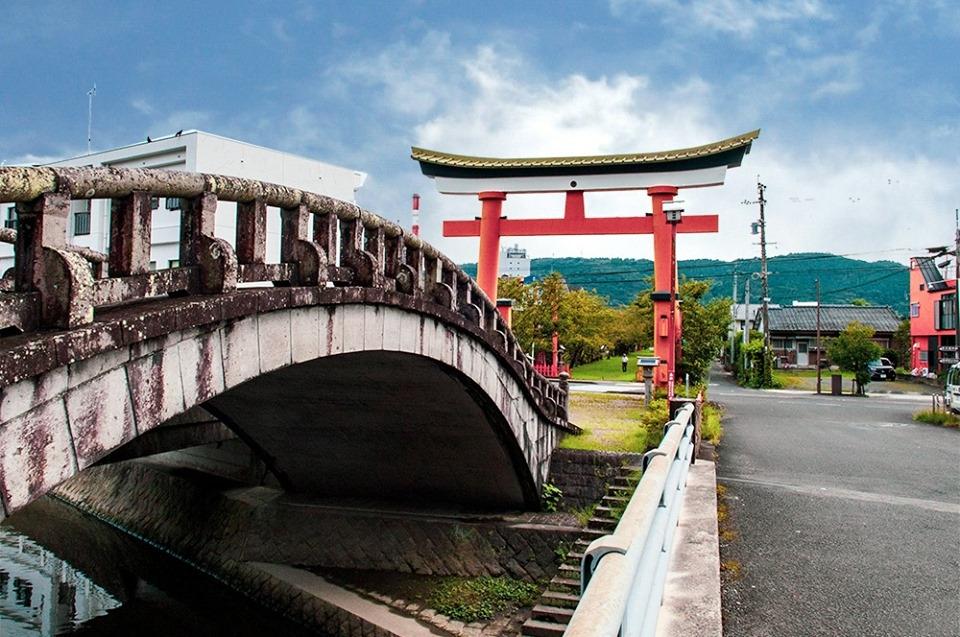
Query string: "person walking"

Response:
xmin=621 ymin=353 xmax=629 ymax=373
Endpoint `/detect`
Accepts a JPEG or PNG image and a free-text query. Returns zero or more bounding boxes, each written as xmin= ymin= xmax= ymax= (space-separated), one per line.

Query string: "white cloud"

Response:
xmin=612 ymin=0 xmax=832 ymax=37
xmin=326 ymin=33 xmax=956 ymax=268
xmin=131 ymin=97 xmax=155 ymax=116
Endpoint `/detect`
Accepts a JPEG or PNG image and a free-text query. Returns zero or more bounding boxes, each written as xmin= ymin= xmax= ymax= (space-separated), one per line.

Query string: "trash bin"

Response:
xmin=831 ymin=374 xmax=843 ymax=396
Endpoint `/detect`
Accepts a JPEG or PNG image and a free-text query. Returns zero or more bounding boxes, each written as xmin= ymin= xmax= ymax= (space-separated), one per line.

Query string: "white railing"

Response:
xmin=566 ymin=402 xmax=696 ymax=637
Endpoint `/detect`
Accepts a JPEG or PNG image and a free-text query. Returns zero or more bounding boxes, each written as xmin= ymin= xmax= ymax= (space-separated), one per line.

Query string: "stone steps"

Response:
xmin=531 ymin=604 xmax=575 ymax=622
xmin=521 ymin=461 xmax=645 ymax=636
xmin=522 ymin=618 xmax=567 ymax=637
xmin=540 ymin=590 xmax=581 ymax=608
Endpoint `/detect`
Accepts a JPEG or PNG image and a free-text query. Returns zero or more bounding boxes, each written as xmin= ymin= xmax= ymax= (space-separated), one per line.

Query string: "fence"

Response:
xmin=565 ymin=400 xmax=697 ymax=637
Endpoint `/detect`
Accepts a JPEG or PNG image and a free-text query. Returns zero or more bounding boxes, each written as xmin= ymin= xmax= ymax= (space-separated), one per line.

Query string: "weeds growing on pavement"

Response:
xmin=913 ymin=410 xmax=960 ymax=427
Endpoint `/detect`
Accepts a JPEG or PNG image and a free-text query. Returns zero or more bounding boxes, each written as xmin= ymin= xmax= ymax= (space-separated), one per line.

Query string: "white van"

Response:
xmin=946 ymin=363 xmax=960 ymax=414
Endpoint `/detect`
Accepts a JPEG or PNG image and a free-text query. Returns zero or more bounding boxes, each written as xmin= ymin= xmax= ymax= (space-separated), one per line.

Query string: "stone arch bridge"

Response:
xmin=0 ymin=166 xmax=575 ymax=519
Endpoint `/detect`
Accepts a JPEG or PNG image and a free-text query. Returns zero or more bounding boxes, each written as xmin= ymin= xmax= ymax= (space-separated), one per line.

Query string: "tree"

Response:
xmin=850 ymin=298 xmax=871 ymax=307
xmin=891 ymin=318 xmax=911 ymax=369
xmin=677 ymin=280 xmax=733 ymax=385
xmin=619 ymin=278 xmax=732 ymax=385
xmin=827 ymin=322 xmax=882 ymax=395
xmin=496 ymin=273 xmax=618 ymax=366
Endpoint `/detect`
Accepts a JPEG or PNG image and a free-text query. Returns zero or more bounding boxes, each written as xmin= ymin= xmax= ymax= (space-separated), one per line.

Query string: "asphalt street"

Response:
xmin=712 ymin=369 xmax=960 ymax=637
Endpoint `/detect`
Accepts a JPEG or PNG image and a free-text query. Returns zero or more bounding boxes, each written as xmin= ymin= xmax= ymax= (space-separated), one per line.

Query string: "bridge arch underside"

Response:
xmin=0 ymin=303 xmax=561 ymax=518
xmin=206 ymin=350 xmax=538 ymax=509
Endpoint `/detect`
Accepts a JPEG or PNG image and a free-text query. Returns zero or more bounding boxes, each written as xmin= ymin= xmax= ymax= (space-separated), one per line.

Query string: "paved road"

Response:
xmin=712 ymin=369 xmax=960 ymax=637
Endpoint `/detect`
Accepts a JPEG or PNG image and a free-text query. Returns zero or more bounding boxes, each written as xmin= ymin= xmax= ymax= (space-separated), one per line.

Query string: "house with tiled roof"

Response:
xmin=759 ymin=304 xmax=901 ymax=368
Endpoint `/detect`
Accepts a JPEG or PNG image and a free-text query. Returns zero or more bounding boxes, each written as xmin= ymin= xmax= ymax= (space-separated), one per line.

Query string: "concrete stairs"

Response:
xmin=520 ymin=464 xmax=641 ymax=636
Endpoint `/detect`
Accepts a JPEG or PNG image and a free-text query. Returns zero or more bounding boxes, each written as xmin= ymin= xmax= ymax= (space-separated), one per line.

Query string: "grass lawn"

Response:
xmin=561 ymin=392 xmax=666 ymax=452
xmin=562 ymin=392 xmax=725 ymax=452
xmin=569 ymin=351 xmax=654 ymax=382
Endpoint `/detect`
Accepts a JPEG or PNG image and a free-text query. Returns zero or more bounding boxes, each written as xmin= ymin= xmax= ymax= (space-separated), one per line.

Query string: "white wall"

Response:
xmin=0 ymin=131 xmax=365 ymax=274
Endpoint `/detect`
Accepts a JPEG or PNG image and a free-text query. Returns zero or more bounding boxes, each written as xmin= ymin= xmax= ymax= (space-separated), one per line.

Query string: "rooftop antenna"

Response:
xmin=87 ymin=83 xmax=96 ymax=154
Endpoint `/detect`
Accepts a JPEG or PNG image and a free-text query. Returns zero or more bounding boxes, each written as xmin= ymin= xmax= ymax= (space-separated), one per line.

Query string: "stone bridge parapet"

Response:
xmin=0 ymin=166 xmax=575 ymax=517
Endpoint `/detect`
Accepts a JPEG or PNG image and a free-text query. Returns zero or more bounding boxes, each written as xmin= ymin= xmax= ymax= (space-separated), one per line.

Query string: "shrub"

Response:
xmin=541 ymin=482 xmax=563 ymax=512
xmin=913 ymin=410 xmax=960 ymax=427
xmin=429 ymin=577 xmax=540 ymax=622
xmin=701 ymin=403 xmax=723 ymax=444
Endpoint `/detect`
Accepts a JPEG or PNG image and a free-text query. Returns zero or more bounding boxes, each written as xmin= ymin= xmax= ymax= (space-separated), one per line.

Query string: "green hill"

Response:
xmin=461 ymin=253 xmax=909 ymax=317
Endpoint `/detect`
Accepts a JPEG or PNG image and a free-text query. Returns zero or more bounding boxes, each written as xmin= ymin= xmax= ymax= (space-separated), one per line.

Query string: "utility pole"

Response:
xmin=743 ymin=277 xmax=751 ymax=372
xmin=87 ymin=84 xmax=96 ymax=155
xmin=816 ymin=278 xmax=822 ymax=394
xmin=730 ymin=269 xmax=739 ymax=364
xmin=757 ymin=179 xmax=771 ymax=349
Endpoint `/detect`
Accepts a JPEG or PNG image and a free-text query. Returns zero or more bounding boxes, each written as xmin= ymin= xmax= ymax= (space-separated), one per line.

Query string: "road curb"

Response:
xmin=655 ymin=459 xmax=722 ymax=637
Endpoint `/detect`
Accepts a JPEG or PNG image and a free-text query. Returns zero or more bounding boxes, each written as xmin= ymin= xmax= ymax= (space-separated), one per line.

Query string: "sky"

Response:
xmin=2 ymin=0 xmax=958 ymax=266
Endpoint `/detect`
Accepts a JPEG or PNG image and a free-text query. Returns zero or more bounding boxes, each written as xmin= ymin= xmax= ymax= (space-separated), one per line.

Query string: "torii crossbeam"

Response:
xmin=413 ymin=130 xmax=759 ymax=388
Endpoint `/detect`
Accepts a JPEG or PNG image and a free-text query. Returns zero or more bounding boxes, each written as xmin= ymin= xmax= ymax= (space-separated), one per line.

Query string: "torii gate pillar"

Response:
xmin=649 ymin=186 xmax=680 ymax=388
xmin=477 ymin=191 xmax=506 ymax=299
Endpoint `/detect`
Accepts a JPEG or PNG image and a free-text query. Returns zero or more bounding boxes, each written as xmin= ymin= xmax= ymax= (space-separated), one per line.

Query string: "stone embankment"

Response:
xmin=52 ymin=460 xmax=584 ymax=635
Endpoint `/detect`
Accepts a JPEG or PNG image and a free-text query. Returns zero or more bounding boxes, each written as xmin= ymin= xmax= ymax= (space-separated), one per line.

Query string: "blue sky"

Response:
xmin=2 ymin=0 xmax=958 ymax=265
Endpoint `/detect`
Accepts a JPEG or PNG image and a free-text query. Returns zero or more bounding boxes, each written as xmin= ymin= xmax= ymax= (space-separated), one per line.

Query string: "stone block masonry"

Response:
xmin=51 ymin=461 xmax=582 ymax=634
xmin=547 ymin=449 xmax=643 ymax=509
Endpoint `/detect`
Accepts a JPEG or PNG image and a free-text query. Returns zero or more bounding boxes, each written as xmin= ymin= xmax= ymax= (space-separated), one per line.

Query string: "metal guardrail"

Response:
xmin=566 ymin=402 xmax=697 ymax=637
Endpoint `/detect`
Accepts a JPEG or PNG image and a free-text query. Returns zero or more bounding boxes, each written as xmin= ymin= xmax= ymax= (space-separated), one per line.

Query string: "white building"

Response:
xmin=500 ymin=244 xmax=531 ymax=279
xmin=1 ymin=130 xmax=366 ymax=273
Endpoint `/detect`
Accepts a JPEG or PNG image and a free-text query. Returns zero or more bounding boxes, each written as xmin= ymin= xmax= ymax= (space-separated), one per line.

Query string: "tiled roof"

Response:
xmin=411 ymin=130 xmax=760 ymax=170
xmin=766 ymin=305 xmax=901 ymax=334
xmin=731 ymin=303 xmax=779 ymax=321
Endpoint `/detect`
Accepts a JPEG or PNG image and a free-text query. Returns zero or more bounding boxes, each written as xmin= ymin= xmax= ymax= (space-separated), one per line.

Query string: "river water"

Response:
xmin=0 ymin=497 xmax=318 ymax=636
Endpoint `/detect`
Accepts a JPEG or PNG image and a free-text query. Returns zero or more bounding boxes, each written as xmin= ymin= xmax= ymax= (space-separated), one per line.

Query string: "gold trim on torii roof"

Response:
xmin=411 ymin=129 xmax=760 ymax=169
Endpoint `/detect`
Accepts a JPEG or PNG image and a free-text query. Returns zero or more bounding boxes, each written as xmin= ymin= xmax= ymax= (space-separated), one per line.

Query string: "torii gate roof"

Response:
xmin=412 ymin=129 xmax=759 ymax=194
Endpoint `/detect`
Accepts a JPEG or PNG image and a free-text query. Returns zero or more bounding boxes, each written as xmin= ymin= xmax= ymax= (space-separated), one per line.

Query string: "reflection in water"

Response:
xmin=0 ymin=497 xmax=320 ymax=637
xmin=0 ymin=528 xmax=120 ymax=635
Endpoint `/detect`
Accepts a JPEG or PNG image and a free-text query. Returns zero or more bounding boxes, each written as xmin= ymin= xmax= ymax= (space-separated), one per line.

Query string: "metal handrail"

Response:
xmin=566 ymin=402 xmax=696 ymax=637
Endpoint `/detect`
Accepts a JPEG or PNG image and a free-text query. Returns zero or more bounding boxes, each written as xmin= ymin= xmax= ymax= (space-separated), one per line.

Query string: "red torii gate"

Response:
xmin=412 ymin=130 xmax=759 ymax=387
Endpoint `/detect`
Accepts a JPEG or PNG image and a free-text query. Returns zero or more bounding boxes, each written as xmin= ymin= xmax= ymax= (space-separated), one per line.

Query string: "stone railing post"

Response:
xmin=558 ymin=371 xmax=570 ymax=422
xmin=14 ymin=191 xmax=94 ymax=328
xmin=14 ymin=191 xmax=68 ymax=293
xmin=180 ymin=192 xmax=217 ymax=266
xmin=339 ymin=210 xmax=383 ymax=288
xmin=402 ymin=238 xmax=424 ymax=295
xmin=282 ymin=203 xmax=327 ymax=286
xmin=181 ymin=192 xmax=236 ymax=294
xmin=236 ymin=197 xmax=267 ymax=265
xmin=109 ymin=191 xmax=152 ymax=275
xmin=313 ymin=212 xmax=339 ymax=266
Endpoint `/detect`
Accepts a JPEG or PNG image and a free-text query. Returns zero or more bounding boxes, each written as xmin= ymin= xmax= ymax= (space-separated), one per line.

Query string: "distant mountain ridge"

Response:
xmin=461 ymin=253 xmax=910 ymax=317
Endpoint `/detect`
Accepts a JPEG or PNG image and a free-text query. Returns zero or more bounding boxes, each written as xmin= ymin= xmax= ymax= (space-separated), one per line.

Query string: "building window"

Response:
xmin=937 ymin=294 xmax=957 ymax=331
xmin=150 ymin=197 xmax=159 ymax=210
xmin=149 ymin=261 xmax=157 ymax=271
xmin=168 ymin=259 xmax=180 ymax=268
xmin=772 ymin=339 xmax=784 ymax=349
xmin=4 ymin=205 xmax=15 ymax=230
xmin=910 ymin=303 xmax=920 ymax=318
xmin=919 ymin=350 xmax=928 ymax=363
xmin=165 ymin=197 xmax=181 ymax=211
xmin=72 ymin=200 xmax=91 ymax=236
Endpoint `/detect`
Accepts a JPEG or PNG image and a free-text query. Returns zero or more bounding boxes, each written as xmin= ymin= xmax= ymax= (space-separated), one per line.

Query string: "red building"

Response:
xmin=909 ymin=256 xmax=957 ymax=373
